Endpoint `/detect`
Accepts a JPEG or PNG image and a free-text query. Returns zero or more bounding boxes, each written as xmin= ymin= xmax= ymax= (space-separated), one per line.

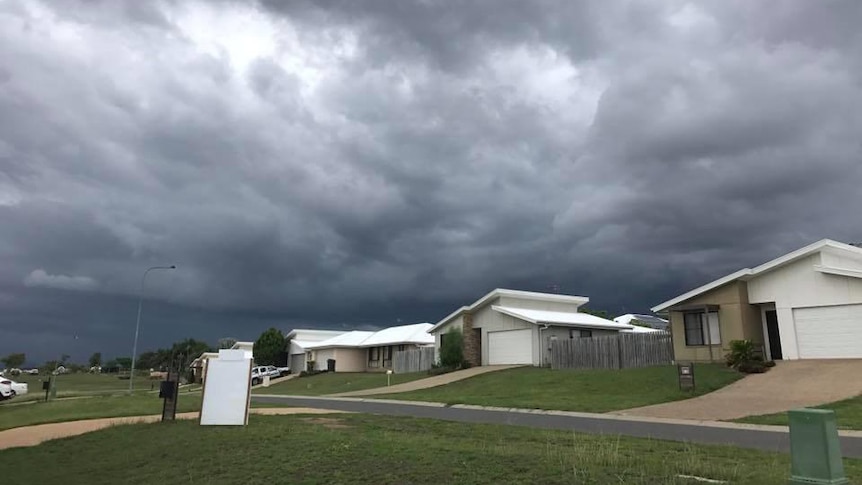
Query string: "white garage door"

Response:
xmin=794 ymin=304 xmax=862 ymax=358
xmin=488 ymin=329 xmax=533 ymax=365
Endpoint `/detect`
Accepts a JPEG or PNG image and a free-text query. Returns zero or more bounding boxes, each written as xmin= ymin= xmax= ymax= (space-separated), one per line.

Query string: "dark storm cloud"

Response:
xmin=1 ymin=0 xmax=861 ymax=363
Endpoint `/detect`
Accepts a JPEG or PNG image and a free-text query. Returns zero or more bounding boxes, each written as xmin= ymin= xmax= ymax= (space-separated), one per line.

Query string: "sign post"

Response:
xmin=160 ymin=370 xmax=180 ymax=422
xmin=677 ymin=363 xmax=695 ymax=391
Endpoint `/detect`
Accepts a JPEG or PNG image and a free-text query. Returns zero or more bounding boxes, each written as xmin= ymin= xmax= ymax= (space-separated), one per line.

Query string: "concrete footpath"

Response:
xmin=251 ymin=394 xmax=862 ymax=458
xmin=0 ymin=408 xmax=347 ymax=451
xmin=329 ymin=365 xmax=519 ymax=397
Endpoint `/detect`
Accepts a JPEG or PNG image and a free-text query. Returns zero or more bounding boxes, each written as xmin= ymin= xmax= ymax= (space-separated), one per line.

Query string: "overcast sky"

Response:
xmin=2 ymin=0 xmax=861 ymax=364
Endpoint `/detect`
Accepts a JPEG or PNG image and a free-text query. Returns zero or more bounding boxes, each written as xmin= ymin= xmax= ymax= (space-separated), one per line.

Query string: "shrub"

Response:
xmin=764 ymin=360 xmax=777 ymax=368
xmin=738 ymin=361 xmax=767 ymax=374
xmin=725 ymin=339 xmax=758 ymax=368
xmin=440 ymin=328 xmax=466 ymax=369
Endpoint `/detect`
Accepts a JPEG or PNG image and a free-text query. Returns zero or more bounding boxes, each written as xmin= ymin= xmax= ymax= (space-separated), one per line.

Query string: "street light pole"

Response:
xmin=129 ymin=265 xmax=176 ymax=393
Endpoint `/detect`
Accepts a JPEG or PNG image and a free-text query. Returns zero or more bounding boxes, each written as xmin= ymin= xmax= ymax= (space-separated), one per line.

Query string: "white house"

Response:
xmin=652 ymin=239 xmax=862 ymax=361
xmin=189 ymin=341 xmax=254 ymax=382
xmin=429 ymin=288 xmax=635 ymax=366
xmin=284 ymin=329 xmax=350 ymax=374
xmin=304 ymin=323 xmax=434 ymax=372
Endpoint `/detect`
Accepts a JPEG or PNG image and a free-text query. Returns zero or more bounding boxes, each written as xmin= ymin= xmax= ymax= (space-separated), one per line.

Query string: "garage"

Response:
xmin=488 ymin=329 xmax=533 ymax=365
xmin=794 ymin=304 xmax=862 ymax=359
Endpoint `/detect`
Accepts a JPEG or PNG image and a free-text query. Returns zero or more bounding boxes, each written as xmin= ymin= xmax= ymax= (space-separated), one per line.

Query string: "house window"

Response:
xmin=683 ymin=312 xmax=721 ymax=346
xmin=384 ymin=346 xmax=393 ymax=360
xmin=569 ymin=329 xmax=594 ymax=338
xmin=398 ymin=344 xmax=406 ymax=351
xmin=369 ymin=347 xmax=379 ymax=362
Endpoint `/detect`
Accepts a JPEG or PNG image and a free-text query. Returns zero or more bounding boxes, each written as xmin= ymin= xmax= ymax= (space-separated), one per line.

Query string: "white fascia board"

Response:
xmin=814 ymin=264 xmax=862 ymax=279
xmin=651 ymin=269 xmax=752 ymax=313
xmin=429 ymin=288 xmax=590 ymax=333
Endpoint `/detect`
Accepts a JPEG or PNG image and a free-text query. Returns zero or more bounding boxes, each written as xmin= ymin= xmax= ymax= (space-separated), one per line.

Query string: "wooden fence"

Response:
xmin=393 ymin=346 xmax=435 ymax=374
xmin=550 ymin=332 xmax=673 ymax=370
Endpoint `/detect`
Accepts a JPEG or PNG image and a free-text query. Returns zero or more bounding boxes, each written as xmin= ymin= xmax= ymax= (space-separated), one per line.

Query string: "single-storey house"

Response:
xmin=304 ymin=323 xmax=434 ymax=372
xmin=429 ymin=288 xmax=636 ymax=366
xmin=284 ymin=329 xmax=350 ymax=375
xmin=189 ymin=341 xmax=254 ymax=382
xmin=652 ymin=239 xmax=862 ymax=362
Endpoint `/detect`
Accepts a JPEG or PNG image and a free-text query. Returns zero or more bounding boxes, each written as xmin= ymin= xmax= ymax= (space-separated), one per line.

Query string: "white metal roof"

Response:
xmin=305 ymin=331 xmax=375 ymax=349
xmin=305 ymin=323 xmax=434 ymax=349
xmin=613 ymin=314 xmax=669 ymax=328
xmin=430 ymin=288 xmax=590 ymax=333
xmin=621 ymin=325 xmax=663 ymax=333
xmin=651 ymin=239 xmax=862 ymax=313
xmin=491 ymin=306 xmax=634 ymax=330
xmin=285 ymin=329 xmax=349 ymax=341
xmin=360 ymin=323 xmax=434 ymax=347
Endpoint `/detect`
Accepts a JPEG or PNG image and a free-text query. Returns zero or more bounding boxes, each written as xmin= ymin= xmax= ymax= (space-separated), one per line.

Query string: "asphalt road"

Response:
xmin=252 ymin=394 xmax=862 ymax=458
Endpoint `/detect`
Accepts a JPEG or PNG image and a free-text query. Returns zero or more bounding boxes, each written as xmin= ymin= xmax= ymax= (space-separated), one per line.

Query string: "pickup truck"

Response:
xmin=250 ymin=365 xmax=281 ymax=385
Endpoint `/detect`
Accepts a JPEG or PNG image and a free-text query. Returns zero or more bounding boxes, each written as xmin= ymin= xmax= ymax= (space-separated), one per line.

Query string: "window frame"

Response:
xmin=683 ymin=311 xmax=720 ymax=346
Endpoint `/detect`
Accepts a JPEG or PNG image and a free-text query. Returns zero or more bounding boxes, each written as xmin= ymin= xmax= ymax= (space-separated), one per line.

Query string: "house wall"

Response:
xmin=334 ymin=348 xmax=367 ymax=372
xmin=309 ymin=349 xmax=336 ymax=371
xmin=668 ymin=280 xmax=762 ymax=362
xmin=747 ymin=252 xmax=862 ymax=359
xmin=497 ymin=296 xmax=584 ymax=313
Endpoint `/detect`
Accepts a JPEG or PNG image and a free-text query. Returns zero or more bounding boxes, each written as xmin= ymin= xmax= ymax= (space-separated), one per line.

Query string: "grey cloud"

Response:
xmin=1 ymin=0 xmax=861 ymax=363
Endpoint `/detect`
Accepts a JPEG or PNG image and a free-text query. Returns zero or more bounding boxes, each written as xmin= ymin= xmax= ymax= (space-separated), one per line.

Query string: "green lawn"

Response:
xmin=737 ymin=395 xmax=862 ymax=430
xmin=375 ymin=365 xmax=743 ymax=413
xmin=254 ymin=371 xmax=429 ymax=396
xmin=7 ymin=372 xmax=171 ymax=402
xmin=1 ymin=413 xmax=859 ymax=484
xmin=0 ymin=392 xmax=204 ymax=431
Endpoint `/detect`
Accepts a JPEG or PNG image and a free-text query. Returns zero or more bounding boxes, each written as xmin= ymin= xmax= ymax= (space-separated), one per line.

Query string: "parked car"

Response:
xmin=24 ymin=368 xmax=39 ymax=375
xmin=250 ymin=365 xmax=280 ymax=385
xmin=0 ymin=377 xmax=28 ymax=400
xmin=276 ymin=366 xmax=290 ymax=377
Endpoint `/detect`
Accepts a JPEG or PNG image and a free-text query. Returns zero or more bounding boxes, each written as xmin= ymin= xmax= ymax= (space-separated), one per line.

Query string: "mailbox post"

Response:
xmin=678 ymin=362 xmax=695 ymax=391
xmin=159 ymin=370 xmax=180 ymax=422
xmin=42 ymin=375 xmax=56 ymax=402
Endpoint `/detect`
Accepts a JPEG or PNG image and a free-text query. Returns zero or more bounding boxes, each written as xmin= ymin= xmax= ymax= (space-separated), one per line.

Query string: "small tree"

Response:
xmin=253 ymin=328 xmax=285 ymax=366
xmin=579 ymin=307 xmax=611 ymax=320
xmin=439 ymin=328 xmax=465 ymax=369
xmin=88 ymin=352 xmax=102 ymax=368
xmin=1 ymin=353 xmax=25 ymax=369
xmin=218 ymin=337 xmax=238 ymax=349
xmin=115 ymin=357 xmax=132 ymax=370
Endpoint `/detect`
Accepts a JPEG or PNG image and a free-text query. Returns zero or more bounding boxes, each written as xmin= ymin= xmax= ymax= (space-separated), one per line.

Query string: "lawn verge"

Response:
xmin=372 ymin=364 xmax=743 ymax=413
xmin=0 ymin=413 xmax=858 ymax=484
xmin=736 ymin=394 xmax=862 ymax=429
xmin=254 ymin=371 xmax=428 ymax=396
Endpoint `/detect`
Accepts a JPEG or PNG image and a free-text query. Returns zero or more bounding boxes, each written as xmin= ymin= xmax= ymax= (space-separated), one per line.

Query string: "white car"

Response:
xmin=0 ymin=377 xmax=28 ymax=400
xmin=250 ymin=365 xmax=280 ymax=385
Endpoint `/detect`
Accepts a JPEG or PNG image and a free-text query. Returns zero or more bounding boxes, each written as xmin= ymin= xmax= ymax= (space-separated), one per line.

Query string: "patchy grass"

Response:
xmin=254 ymin=371 xmax=429 ymax=396
xmin=737 ymin=395 xmax=862 ymax=430
xmin=0 ymin=393 xmax=203 ymax=431
xmin=5 ymin=372 xmax=178 ymax=402
xmin=1 ymin=413 xmax=860 ymax=484
xmin=375 ymin=365 xmax=743 ymax=413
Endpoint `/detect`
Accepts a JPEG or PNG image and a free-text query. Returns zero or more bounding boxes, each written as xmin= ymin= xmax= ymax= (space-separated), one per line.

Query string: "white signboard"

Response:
xmin=200 ymin=349 xmax=252 ymax=426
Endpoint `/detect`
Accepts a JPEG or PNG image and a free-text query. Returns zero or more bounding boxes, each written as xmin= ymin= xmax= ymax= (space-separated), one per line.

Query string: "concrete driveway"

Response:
xmin=615 ymin=360 xmax=862 ymax=420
